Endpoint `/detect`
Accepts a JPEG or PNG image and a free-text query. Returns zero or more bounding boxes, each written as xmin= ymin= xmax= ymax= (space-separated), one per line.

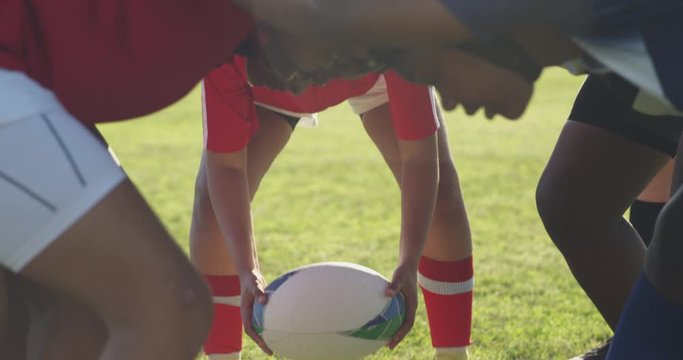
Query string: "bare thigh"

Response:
xmin=20 ymin=180 xmax=212 ymax=359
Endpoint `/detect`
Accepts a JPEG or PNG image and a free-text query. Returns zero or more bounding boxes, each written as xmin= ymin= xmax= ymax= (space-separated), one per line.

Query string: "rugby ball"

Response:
xmin=252 ymin=262 xmax=405 ymax=360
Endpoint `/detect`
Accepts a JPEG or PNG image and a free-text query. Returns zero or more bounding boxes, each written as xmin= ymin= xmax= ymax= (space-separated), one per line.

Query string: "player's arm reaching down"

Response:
xmin=203 ymin=150 xmax=274 ymax=354
xmin=386 ymin=125 xmax=438 ymax=349
xmin=196 ymin=62 xmax=277 ymax=356
xmin=356 ymin=72 xmax=440 ymax=349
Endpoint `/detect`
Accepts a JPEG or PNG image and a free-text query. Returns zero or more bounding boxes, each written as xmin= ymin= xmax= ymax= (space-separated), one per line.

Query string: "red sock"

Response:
xmin=418 ymin=256 xmax=473 ymax=348
xmin=203 ymin=275 xmax=242 ymax=356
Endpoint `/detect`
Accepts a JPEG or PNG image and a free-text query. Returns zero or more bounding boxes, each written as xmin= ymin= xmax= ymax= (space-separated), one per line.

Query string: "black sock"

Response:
xmin=629 ymin=200 xmax=666 ymax=247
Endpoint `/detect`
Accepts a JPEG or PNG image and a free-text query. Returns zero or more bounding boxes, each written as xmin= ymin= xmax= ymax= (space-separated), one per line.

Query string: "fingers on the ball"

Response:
xmin=243 ymin=318 xmax=272 ymax=354
xmin=389 ymin=316 xmax=415 ymax=349
xmin=388 ymin=328 xmax=406 ymax=349
xmin=386 ymin=279 xmax=401 ymax=296
xmin=255 ymin=289 xmax=269 ymax=304
xmin=256 ymin=336 xmax=273 ymax=354
xmin=390 ymin=301 xmax=417 ymax=348
xmin=246 ymin=328 xmax=273 ymax=355
xmin=255 ymin=336 xmax=273 ymax=355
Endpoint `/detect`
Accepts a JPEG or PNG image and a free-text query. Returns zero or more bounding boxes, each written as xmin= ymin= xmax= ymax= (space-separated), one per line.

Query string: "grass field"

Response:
xmin=98 ymin=69 xmax=612 ymax=359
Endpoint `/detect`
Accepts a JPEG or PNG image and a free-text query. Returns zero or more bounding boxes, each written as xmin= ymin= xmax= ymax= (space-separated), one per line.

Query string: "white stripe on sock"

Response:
xmin=213 ymin=295 xmax=240 ymax=307
xmin=418 ymin=273 xmax=474 ymax=295
xmin=207 ymin=352 xmax=240 ymax=360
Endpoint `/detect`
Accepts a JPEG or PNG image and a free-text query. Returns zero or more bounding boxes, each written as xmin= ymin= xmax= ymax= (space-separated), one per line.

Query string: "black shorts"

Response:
xmin=278 ymin=114 xmax=300 ymax=129
xmin=569 ymin=74 xmax=683 ymax=157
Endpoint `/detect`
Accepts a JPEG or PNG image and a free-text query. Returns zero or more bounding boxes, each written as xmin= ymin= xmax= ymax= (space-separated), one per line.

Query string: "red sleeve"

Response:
xmin=0 ymin=0 xmax=25 ymax=72
xmin=384 ymin=71 xmax=439 ymax=141
xmin=25 ymin=0 xmax=254 ymax=124
xmin=203 ymin=62 xmax=259 ymax=153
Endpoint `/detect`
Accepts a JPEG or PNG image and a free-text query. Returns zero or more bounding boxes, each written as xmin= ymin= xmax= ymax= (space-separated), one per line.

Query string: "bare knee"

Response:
xmin=131 ymin=269 xmax=213 ymax=336
xmin=536 ymin=175 xmax=588 ymax=252
xmin=536 ymin=177 xmax=562 ymax=233
xmin=166 ymin=269 xmax=213 ymax=334
xmin=105 ymin=269 xmax=213 ymax=358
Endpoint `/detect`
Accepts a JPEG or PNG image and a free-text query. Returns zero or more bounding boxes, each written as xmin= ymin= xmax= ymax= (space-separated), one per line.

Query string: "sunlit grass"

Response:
xmin=99 ymin=69 xmax=610 ymax=359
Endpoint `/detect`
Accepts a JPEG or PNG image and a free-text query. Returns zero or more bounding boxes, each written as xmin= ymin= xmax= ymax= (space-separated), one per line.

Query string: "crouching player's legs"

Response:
xmin=1 ymin=92 xmax=213 ymax=359
xmin=19 ymin=281 xmax=107 ymax=359
xmin=536 ymin=75 xmax=677 ymax=331
xmin=419 ymin=113 xmax=473 ymax=360
xmin=190 ymin=107 xmax=297 ymax=360
xmin=359 ymin=78 xmax=472 ymax=359
xmin=607 ymin=134 xmax=683 ymax=359
xmin=21 ymin=180 xmax=214 ymax=360
xmin=190 ymin=159 xmax=243 ymax=360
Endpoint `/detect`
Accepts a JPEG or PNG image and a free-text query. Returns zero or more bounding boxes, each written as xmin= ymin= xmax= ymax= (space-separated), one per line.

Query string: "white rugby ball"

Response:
xmin=252 ymin=262 xmax=405 ymax=360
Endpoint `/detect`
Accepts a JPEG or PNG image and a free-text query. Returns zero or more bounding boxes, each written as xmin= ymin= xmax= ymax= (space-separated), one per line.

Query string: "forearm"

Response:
xmin=206 ymin=152 xmax=260 ymax=276
xmin=397 ymin=140 xmax=438 ymax=266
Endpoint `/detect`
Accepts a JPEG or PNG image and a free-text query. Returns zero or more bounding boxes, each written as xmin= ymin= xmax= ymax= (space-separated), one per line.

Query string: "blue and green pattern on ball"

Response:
xmin=344 ymin=293 xmax=406 ymax=341
xmin=252 ymin=270 xmax=299 ymax=335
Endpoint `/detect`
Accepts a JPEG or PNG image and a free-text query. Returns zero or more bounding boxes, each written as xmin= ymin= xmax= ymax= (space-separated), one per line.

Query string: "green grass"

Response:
xmin=98 ymin=69 xmax=611 ymax=359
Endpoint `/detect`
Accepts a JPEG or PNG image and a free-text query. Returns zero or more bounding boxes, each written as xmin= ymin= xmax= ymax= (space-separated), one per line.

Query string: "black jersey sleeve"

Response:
xmin=440 ymin=0 xmax=593 ymax=38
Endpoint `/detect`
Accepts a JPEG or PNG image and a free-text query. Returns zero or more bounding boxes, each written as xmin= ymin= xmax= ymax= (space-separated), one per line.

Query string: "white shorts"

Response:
xmin=253 ymin=102 xmax=320 ymax=128
xmin=0 ymin=70 xmax=125 ymax=272
xmin=254 ymin=74 xmax=389 ymax=127
xmin=347 ymin=75 xmax=389 ymax=115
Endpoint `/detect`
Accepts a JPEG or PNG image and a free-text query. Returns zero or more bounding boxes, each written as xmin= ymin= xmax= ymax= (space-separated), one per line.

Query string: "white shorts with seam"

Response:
xmin=347 ymin=75 xmax=389 ymax=116
xmin=0 ymin=70 xmax=125 ymax=272
xmin=252 ymin=75 xmax=389 ymax=128
xmin=253 ymin=102 xmax=320 ymax=128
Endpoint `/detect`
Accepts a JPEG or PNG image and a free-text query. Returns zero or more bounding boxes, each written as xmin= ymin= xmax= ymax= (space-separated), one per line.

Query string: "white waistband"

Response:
xmin=0 ymin=69 xmax=61 ymax=125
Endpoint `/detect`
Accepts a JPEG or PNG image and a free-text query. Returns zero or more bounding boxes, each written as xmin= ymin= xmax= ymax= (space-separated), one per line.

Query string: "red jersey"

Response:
xmin=1 ymin=0 xmax=254 ymax=124
xmin=203 ymin=59 xmax=438 ymax=153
